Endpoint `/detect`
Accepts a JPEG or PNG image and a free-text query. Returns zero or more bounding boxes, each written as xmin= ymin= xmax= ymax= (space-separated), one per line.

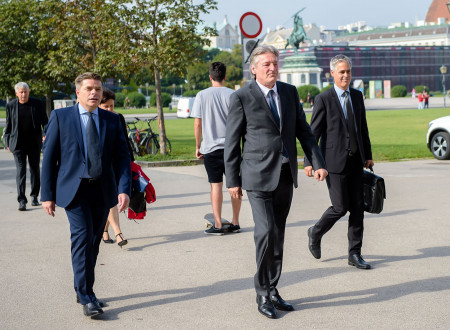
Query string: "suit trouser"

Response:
xmin=13 ymin=148 xmax=41 ymax=203
xmin=311 ymin=153 xmax=365 ymax=255
xmin=246 ymin=163 xmax=293 ymax=296
xmin=65 ymin=180 xmax=109 ymax=305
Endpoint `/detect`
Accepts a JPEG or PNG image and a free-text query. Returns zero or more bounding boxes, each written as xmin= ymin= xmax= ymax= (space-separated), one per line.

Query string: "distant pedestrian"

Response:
xmin=191 ymin=62 xmax=241 ymax=235
xmin=412 ymin=88 xmax=416 ymax=99
xmin=423 ymin=90 xmax=429 ymax=109
xmin=418 ymin=92 xmax=424 ymax=109
xmin=4 ymin=82 xmax=48 ymax=211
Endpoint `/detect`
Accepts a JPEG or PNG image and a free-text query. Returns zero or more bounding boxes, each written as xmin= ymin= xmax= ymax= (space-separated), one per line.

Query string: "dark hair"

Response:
xmin=209 ymin=62 xmax=226 ymax=82
xmin=74 ymin=72 xmax=103 ymax=89
xmin=101 ymin=88 xmax=115 ymax=104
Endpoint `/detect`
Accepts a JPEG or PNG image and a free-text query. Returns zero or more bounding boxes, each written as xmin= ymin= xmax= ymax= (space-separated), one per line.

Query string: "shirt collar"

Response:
xmin=78 ymin=103 xmax=99 ymax=116
xmin=255 ymin=80 xmax=278 ymax=97
xmin=334 ymin=84 xmax=350 ymax=97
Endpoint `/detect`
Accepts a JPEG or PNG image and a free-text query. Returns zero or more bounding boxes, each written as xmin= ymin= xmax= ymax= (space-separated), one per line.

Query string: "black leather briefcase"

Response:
xmin=363 ymin=166 xmax=386 ymax=214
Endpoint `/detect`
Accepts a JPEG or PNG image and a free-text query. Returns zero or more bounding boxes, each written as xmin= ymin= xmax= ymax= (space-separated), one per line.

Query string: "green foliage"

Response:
xmin=391 ymin=85 xmax=407 ymax=98
xmin=365 ymin=88 xmax=371 ymax=99
xmin=320 ymin=84 xmax=333 ymax=93
xmin=128 ymin=92 xmax=146 ymax=108
xmin=183 ymin=90 xmax=200 ymax=97
xmin=297 ymin=85 xmax=320 ymax=102
xmin=115 ymin=93 xmax=126 ymax=107
xmin=414 ymin=85 xmax=428 ymax=93
xmin=150 ymin=92 xmax=172 ymax=107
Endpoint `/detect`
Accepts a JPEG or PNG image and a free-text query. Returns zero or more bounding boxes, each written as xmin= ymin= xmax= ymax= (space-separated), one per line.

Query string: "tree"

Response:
xmin=0 ymin=0 xmax=63 ymax=115
xmin=297 ymin=85 xmax=320 ymax=103
xmin=120 ymin=0 xmax=217 ymax=155
xmin=391 ymin=85 xmax=407 ymax=98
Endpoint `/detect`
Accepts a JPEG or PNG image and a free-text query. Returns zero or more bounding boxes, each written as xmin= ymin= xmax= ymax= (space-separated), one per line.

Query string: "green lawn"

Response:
xmin=138 ymin=108 xmax=450 ymax=162
xmin=3 ymin=107 xmax=450 ymax=163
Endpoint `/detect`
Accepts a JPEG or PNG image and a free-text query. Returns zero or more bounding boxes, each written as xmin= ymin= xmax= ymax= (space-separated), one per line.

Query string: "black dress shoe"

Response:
xmin=256 ymin=295 xmax=277 ymax=319
xmin=102 ymin=231 xmax=113 ymax=244
xmin=270 ymin=293 xmax=294 ymax=311
xmin=83 ymin=302 xmax=103 ymax=317
xmin=18 ymin=201 xmax=26 ymax=211
xmin=31 ymin=197 xmax=40 ymax=206
xmin=77 ymin=294 xmax=105 ymax=307
xmin=307 ymin=226 xmax=321 ymax=259
xmin=348 ymin=254 xmax=371 ymax=269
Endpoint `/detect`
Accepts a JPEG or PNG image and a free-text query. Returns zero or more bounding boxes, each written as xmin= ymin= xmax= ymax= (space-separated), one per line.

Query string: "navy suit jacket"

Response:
xmin=41 ymin=104 xmax=131 ymax=208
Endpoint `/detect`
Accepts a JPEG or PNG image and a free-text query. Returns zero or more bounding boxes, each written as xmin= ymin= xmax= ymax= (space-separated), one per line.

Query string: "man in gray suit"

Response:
xmin=224 ymin=45 xmax=328 ymax=319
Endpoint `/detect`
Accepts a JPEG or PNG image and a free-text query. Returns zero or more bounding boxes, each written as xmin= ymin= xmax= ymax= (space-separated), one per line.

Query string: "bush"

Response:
xmin=391 ymin=85 xmax=407 ymax=98
xmin=150 ymin=92 xmax=172 ymax=107
xmin=183 ymin=90 xmax=200 ymax=97
xmin=297 ymin=85 xmax=320 ymax=103
xmin=414 ymin=85 xmax=428 ymax=93
xmin=115 ymin=92 xmax=126 ymax=107
xmin=320 ymin=84 xmax=333 ymax=93
xmin=127 ymin=92 xmax=146 ymax=108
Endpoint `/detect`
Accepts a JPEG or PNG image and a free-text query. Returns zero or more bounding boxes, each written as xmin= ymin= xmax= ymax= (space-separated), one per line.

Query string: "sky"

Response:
xmin=200 ymin=0 xmax=433 ymax=32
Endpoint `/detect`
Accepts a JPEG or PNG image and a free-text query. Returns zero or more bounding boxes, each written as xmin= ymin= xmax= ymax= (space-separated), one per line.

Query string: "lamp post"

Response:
xmin=145 ymin=82 xmax=149 ymax=97
xmin=440 ymin=65 xmax=447 ymax=108
xmin=447 ymin=2 xmax=450 ymax=13
xmin=325 ymin=72 xmax=330 ymax=84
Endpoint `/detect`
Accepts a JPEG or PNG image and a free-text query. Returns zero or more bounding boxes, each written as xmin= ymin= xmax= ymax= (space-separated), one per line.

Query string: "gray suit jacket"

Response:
xmin=225 ymin=80 xmax=325 ymax=191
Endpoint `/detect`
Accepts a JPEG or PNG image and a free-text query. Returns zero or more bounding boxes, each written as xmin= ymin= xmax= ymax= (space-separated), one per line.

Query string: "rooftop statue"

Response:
xmin=285 ymin=8 xmax=313 ymax=51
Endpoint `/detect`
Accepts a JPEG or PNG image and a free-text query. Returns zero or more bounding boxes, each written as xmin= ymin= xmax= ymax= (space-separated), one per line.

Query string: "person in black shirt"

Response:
xmin=4 ymin=82 xmax=48 ymax=211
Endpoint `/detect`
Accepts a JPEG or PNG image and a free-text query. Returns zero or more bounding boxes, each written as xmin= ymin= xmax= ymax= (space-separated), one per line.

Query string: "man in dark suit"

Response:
xmin=41 ymin=72 xmax=131 ymax=317
xmin=304 ymin=54 xmax=374 ymax=269
xmin=225 ymin=45 xmax=327 ymax=319
xmin=4 ymin=82 xmax=48 ymax=211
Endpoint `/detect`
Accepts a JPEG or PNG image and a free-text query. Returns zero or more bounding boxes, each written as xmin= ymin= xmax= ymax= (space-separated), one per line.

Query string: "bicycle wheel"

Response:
xmin=145 ymin=137 xmax=158 ymax=155
xmin=163 ymin=137 xmax=172 ymax=154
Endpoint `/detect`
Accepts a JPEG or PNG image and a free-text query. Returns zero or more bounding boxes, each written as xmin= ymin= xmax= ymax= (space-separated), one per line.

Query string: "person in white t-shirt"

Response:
xmin=191 ymin=62 xmax=242 ymax=236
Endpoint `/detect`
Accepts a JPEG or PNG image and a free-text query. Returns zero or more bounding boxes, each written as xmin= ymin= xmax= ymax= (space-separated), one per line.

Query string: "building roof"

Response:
xmin=426 ymin=0 xmax=450 ymax=23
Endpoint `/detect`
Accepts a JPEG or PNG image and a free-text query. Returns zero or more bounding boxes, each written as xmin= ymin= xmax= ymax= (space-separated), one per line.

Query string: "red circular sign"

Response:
xmin=239 ymin=12 xmax=262 ymax=39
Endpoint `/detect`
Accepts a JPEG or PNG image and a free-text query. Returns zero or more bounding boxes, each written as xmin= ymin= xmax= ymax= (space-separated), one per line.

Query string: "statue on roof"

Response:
xmin=285 ymin=8 xmax=313 ymax=51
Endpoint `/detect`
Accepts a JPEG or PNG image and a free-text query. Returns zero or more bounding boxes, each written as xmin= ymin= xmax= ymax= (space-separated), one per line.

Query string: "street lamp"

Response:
xmin=440 ymin=65 xmax=447 ymax=108
xmin=145 ymin=82 xmax=149 ymax=97
xmin=447 ymin=2 xmax=450 ymax=13
xmin=325 ymin=72 xmax=330 ymax=84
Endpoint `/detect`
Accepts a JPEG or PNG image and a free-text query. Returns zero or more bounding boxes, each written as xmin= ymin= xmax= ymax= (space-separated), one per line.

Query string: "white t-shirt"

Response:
xmin=191 ymin=86 xmax=235 ymax=154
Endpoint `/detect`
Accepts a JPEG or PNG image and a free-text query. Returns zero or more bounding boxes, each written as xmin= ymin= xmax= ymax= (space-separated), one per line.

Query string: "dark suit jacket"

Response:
xmin=225 ymin=80 xmax=325 ymax=191
xmin=304 ymin=87 xmax=372 ymax=173
xmin=4 ymin=98 xmax=48 ymax=152
xmin=41 ymin=104 xmax=131 ymax=208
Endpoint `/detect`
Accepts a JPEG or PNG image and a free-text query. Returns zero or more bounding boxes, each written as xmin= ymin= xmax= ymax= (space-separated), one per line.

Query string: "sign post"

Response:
xmin=239 ymin=12 xmax=263 ymax=79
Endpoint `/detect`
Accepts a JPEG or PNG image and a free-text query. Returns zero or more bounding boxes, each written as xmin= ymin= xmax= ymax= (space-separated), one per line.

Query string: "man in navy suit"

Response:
xmin=41 ymin=72 xmax=131 ymax=317
xmin=225 ymin=45 xmax=327 ymax=319
xmin=304 ymin=54 xmax=374 ymax=269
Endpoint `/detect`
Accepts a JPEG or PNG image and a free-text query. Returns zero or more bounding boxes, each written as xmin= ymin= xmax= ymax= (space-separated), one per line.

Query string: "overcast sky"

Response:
xmin=201 ymin=0 xmax=434 ymax=32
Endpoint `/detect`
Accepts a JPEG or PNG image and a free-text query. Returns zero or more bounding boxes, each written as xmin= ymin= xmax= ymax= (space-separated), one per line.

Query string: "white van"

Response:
xmin=177 ymin=97 xmax=196 ymax=118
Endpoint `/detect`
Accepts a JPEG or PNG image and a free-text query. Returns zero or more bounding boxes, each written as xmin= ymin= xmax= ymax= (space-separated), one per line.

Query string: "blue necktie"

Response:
xmin=268 ymin=90 xmax=288 ymax=158
xmin=86 ymin=112 xmax=102 ymax=179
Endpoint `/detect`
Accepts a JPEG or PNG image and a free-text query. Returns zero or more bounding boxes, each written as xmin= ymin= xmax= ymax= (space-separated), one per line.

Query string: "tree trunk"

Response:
xmin=154 ymin=68 xmax=167 ymax=155
xmin=45 ymin=93 xmax=52 ymax=119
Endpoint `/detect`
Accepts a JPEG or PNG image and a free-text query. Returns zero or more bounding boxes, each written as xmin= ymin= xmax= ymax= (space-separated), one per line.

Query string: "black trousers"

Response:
xmin=65 ymin=180 xmax=109 ymax=305
xmin=246 ymin=163 xmax=293 ymax=296
xmin=311 ymin=153 xmax=365 ymax=255
xmin=13 ymin=148 xmax=41 ymax=203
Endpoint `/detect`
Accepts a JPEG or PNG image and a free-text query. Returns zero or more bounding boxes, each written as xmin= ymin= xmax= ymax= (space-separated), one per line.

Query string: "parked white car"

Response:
xmin=427 ymin=115 xmax=450 ymax=160
xmin=176 ymin=97 xmax=196 ymax=118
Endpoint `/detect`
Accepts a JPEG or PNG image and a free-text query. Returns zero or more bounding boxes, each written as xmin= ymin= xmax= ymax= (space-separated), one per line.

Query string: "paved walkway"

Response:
xmin=1 ymin=149 xmax=449 ymax=329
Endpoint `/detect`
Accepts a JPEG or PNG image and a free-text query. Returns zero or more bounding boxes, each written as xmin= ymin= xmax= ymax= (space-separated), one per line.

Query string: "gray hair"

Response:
xmin=249 ymin=45 xmax=279 ymax=79
xmin=330 ymin=54 xmax=352 ymax=71
xmin=15 ymin=82 xmax=30 ymax=92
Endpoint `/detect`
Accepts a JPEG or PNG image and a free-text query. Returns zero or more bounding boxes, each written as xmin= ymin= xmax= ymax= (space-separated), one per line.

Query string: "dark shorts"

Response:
xmin=203 ymin=149 xmax=225 ymax=183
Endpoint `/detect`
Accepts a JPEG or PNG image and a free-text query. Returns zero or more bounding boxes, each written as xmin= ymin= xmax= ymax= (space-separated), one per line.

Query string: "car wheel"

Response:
xmin=430 ymin=132 xmax=450 ymax=160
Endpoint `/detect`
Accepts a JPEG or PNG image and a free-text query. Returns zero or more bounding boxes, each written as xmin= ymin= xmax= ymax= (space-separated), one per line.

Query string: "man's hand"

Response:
xmin=117 ymin=193 xmax=130 ymax=213
xmin=228 ymin=187 xmax=243 ymax=200
xmin=304 ymin=166 xmax=313 ymax=177
xmin=196 ymin=148 xmax=204 ymax=160
xmin=42 ymin=201 xmax=56 ymax=217
xmin=365 ymin=160 xmax=374 ymax=169
xmin=314 ymin=168 xmax=328 ymax=181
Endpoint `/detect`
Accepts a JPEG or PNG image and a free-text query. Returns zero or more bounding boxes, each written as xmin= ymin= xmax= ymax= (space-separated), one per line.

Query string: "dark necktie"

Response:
xmin=344 ymin=91 xmax=358 ymax=154
xmin=268 ymin=90 xmax=288 ymax=158
xmin=86 ymin=112 xmax=102 ymax=179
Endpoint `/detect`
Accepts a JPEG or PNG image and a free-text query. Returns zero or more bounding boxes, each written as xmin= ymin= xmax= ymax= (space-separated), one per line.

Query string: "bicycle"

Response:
xmin=126 ymin=116 xmax=172 ymax=156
